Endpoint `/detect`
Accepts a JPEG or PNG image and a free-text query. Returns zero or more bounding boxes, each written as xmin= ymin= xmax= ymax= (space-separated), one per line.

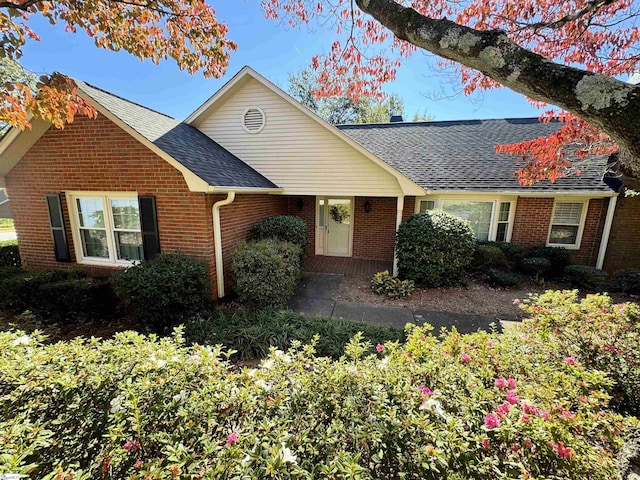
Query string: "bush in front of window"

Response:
xmin=396 ymin=211 xmax=476 ymax=287
xmin=0 ymin=269 xmax=117 ymax=323
xmin=250 ymin=215 xmax=309 ymax=264
xmin=518 ymin=257 xmax=551 ymax=280
xmin=473 ymin=244 xmax=507 ymax=271
xmin=526 ymin=246 xmax=573 ymax=278
xmin=232 ymin=239 xmax=301 ymax=310
xmin=486 ymin=241 xmax=526 ymax=264
xmin=111 ymin=253 xmax=210 ymax=333
xmin=564 ymin=265 xmax=608 ymax=291
xmin=486 ymin=269 xmax=520 ymax=289
xmin=612 ymin=268 xmax=640 ymax=295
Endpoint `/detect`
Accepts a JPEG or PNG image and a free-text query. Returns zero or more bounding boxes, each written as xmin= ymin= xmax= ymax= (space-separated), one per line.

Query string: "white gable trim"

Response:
xmin=186 ymin=66 xmax=425 ymax=197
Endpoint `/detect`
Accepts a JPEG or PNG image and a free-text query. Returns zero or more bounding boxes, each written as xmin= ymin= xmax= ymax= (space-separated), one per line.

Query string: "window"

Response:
xmin=419 ymin=200 xmax=435 ymax=212
xmin=441 ymin=200 xmax=494 ymax=241
xmin=548 ymin=201 xmax=587 ymax=248
xmin=70 ymin=193 xmax=143 ymax=264
xmin=495 ymin=202 xmax=511 ymax=242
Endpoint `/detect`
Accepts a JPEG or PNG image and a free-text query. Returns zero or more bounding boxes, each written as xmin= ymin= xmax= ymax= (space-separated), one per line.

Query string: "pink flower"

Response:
xmin=539 ymin=410 xmax=551 ymax=421
xmin=481 ymin=439 xmax=490 ymax=450
xmin=123 ymin=440 xmax=141 ymax=453
xmin=226 ymin=432 xmax=239 ymax=446
xmin=484 ymin=413 xmax=501 ymax=429
xmin=553 ymin=441 xmax=574 ymax=460
xmin=520 ymin=413 xmax=530 ymax=423
xmin=418 ymin=385 xmax=433 ymax=396
xmin=513 ymin=299 xmax=521 ymax=305
xmin=562 ymin=410 xmax=576 ymax=421
xmin=134 ymin=460 xmax=144 ymax=470
xmin=420 ymin=335 xmax=427 ymax=342
xmin=494 ymin=378 xmax=507 ymax=389
xmin=564 ymin=357 xmax=576 ymax=365
xmin=487 ymin=341 xmax=494 ymax=348
xmin=496 ymin=402 xmax=511 ymax=417
xmin=461 ymin=353 xmax=472 ymax=363
xmin=506 ymin=390 xmax=520 ymax=405
xmin=376 ymin=343 xmax=384 ymax=353
xmin=511 ymin=444 xmax=520 ymax=452
xmin=523 ymin=402 xmax=538 ymax=415
xmin=523 ymin=440 xmax=534 ymax=450
xmin=507 ymin=378 xmax=517 ymax=389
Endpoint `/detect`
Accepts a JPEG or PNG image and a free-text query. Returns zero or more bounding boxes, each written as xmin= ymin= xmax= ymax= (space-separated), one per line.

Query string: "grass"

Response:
xmin=184 ymin=308 xmax=405 ymax=360
xmin=0 ymin=239 xmax=17 ymax=247
xmin=0 ymin=218 xmax=14 ymax=232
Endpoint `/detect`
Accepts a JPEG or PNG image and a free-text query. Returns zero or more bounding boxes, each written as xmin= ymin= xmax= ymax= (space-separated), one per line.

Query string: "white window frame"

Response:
xmin=66 ymin=191 xmax=142 ymax=266
xmin=415 ymin=195 xmax=517 ymax=242
xmin=547 ymin=199 xmax=589 ymax=250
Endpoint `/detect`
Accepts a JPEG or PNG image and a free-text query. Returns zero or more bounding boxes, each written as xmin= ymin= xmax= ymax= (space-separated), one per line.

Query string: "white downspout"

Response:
xmin=212 ymin=192 xmax=236 ymax=298
xmin=393 ymin=196 xmax=405 ymax=276
xmin=596 ymin=195 xmax=617 ymax=270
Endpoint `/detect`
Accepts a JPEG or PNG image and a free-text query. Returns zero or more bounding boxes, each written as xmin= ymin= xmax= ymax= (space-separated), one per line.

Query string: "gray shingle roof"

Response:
xmin=76 ymin=81 xmax=278 ymax=190
xmin=338 ymin=118 xmax=613 ymax=193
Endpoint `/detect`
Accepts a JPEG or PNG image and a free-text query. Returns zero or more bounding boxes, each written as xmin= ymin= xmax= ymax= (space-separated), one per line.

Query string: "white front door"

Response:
xmin=315 ymin=197 xmax=353 ymax=257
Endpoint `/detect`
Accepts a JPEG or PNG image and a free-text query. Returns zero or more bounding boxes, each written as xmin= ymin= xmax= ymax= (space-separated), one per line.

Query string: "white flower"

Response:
xmin=274 ymin=350 xmax=292 ymax=362
xmin=149 ymin=354 xmax=167 ymax=368
xmin=379 ymin=357 xmax=390 ymax=369
xmin=261 ymin=359 xmax=274 ymax=370
xmin=419 ymin=398 xmax=448 ymax=420
xmin=241 ymin=454 xmax=252 ymax=466
xmin=188 ymin=354 xmax=200 ymax=363
xmin=255 ymin=380 xmax=272 ymax=391
xmin=12 ymin=335 xmax=31 ymax=346
xmin=280 ymin=443 xmax=297 ymax=464
xmin=109 ymin=396 xmax=125 ymax=413
xmin=170 ymin=355 xmax=180 ymax=363
xmin=172 ymin=390 xmax=187 ymax=402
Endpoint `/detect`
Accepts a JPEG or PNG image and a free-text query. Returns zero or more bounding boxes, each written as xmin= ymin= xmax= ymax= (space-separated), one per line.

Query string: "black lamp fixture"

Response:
xmin=364 ymin=200 xmax=371 ymax=213
xmin=297 ymin=198 xmax=304 ymax=211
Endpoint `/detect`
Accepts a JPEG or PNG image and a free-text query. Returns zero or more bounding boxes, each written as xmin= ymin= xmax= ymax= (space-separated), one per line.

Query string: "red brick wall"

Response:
xmin=216 ymin=194 xmax=288 ymax=294
xmin=0 ymin=201 xmax=11 ymax=219
xmin=604 ymin=190 xmax=640 ymax=272
xmin=511 ymin=196 xmax=607 ymax=266
xmin=352 ymin=196 xmax=396 ymax=261
xmin=287 ymin=196 xmax=316 ymax=257
xmin=6 ymin=114 xmax=218 ymax=289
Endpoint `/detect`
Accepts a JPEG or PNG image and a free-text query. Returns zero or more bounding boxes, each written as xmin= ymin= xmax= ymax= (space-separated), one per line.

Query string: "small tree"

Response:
xmin=396 ymin=211 xmax=476 ymax=287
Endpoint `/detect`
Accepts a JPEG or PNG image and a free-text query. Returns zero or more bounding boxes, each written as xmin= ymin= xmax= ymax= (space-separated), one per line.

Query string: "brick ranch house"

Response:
xmin=0 ymin=66 xmax=636 ymax=299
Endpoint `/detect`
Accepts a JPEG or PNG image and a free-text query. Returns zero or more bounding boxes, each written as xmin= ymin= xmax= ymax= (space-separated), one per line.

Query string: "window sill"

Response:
xmin=546 ymin=243 xmax=580 ymax=250
xmin=76 ymin=259 xmax=135 ymax=268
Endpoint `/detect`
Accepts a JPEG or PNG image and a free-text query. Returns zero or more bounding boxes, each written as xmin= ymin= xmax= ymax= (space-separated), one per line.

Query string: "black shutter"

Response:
xmin=139 ymin=196 xmax=160 ymax=260
xmin=45 ymin=194 xmax=71 ymax=262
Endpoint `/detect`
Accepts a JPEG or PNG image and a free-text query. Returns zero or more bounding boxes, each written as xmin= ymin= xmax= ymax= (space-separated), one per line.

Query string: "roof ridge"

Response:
xmin=76 ymin=80 xmax=177 ymax=121
xmin=336 ymin=116 xmax=555 ymax=128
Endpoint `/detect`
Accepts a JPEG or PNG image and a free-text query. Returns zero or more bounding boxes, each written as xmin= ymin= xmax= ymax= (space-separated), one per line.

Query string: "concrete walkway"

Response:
xmin=290 ymin=272 xmax=508 ymax=333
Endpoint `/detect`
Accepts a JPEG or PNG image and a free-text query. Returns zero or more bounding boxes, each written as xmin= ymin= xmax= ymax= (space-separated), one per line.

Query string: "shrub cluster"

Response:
xmin=371 ymin=270 xmax=415 ymax=299
xmin=526 ymin=246 xmax=573 ymax=277
xmin=521 ymin=290 xmax=640 ymax=416
xmin=563 ymin=265 xmax=608 ymax=290
xmin=111 ymin=253 xmax=209 ymax=333
xmin=473 ymin=244 xmax=507 ymax=270
xmin=612 ymin=268 xmax=640 ymax=294
xmin=0 ymin=314 xmax=632 ymax=479
xmin=0 ymin=242 xmax=20 ymax=268
xmin=486 ymin=268 xmax=520 ymax=288
xmin=0 ymin=269 xmax=116 ymax=323
xmin=232 ymin=239 xmax=301 ymax=309
xmin=396 ymin=211 xmax=476 ymax=287
xmin=250 ymin=215 xmax=309 ymax=264
xmin=185 ymin=309 xmax=403 ymax=360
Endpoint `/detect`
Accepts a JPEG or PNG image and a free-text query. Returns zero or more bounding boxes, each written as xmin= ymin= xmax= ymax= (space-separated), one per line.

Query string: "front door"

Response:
xmin=316 ymin=197 xmax=353 ymax=257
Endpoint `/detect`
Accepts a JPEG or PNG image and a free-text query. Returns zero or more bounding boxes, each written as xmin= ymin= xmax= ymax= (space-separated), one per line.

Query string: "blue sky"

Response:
xmin=20 ymin=0 xmax=542 ymax=122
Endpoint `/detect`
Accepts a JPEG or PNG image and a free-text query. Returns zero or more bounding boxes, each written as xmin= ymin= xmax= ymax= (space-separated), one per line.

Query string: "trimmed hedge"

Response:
xmin=564 ymin=265 xmax=608 ymax=290
xmin=0 ymin=242 xmax=20 ymax=267
xmin=111 ymin=253 xmax=210 ymax=332
xmin=232 ymin=239 xmax=301 ymax=309
xmin=185 ymin=309 xmax=404 ymax=360
xmin=486 ymin=268 xmax=520 ymax=288
xmin=519 ymin=257 xmax=551 ymax=278
xmin=250 ymin=215 xmax=309 ymax=264
xmin=613 ymin=268 xmax=640 ymax=295
xmin=396 ymin=211 xmax=476 ymax=287
xmin=526 ymin=246 xmax=573 ymax=277
xmin=473 ymin=244 xmax=507 ymax=270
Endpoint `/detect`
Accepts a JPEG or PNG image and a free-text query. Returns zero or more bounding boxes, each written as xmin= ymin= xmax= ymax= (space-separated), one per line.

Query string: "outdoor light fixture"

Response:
xmin=364 ymin=200 xmax=371 ymax=213
xmin=297 ymin=199 xmax=304 ymax=211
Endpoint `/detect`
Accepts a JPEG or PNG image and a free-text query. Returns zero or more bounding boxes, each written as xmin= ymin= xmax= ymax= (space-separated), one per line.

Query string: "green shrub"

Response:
xmin=371 ymin=270 xmax=415 ymax=299
xmin=612 ymin=268 xmax=640 ymax=295
xmin=185 ymin=309 xmax=404 ymax=360
xmin=473 ymin=244 xmax=507 ymax=270
xmin=0 ymin=243 xmax=20 ymax=267
xmin=111 ymin=253 xmax=209 ymax=332
xmin=396 ymin=211 xmax=476 ymax=287
xmin=491 ymin=241 xmax=526 ymax=262
xmin=564 ymin=265 xmax=608 ymax=290
xmin=0 ymin=265 xmax=23 ymax=281
xmin=250 ymin=215 xmax=309 ymax=264
xmin=521 ymin=290 xmax=640 ymax=416
xmin=0 ymin=320 xmax=631 ymax=479
xmin=232 ymin=240 xmax=301 ymax=309
xmin=519 ymin=257 xmax=551 ymax=278
xmin=526 ymin=246 xmax=573 ymax=277
xmin=0 ymin=269 xmax=116 ymax=323
xmin=486 ymin=268 xmax=520 ymax=288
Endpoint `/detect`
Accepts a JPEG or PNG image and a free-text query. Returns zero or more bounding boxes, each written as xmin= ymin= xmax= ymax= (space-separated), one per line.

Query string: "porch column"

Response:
xmin=393 ymin=196 xmax=404 ymax=276
xmin=596 ymin=195 xmax=618 ymax=269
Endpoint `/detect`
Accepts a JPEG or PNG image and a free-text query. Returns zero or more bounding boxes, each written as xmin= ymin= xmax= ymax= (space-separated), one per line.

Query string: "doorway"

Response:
xmin=315 ymin=197 xmax=353 ymax=257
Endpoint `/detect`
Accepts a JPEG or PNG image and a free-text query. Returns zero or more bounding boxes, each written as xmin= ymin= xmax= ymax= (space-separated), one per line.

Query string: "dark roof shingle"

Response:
xmin=76 ymin=81 xmax=278 ymax=190
xmin=338 ymin=118 xmax=612 ymax=193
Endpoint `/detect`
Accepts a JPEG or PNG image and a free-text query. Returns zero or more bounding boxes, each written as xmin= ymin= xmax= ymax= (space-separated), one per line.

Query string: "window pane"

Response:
xmin=498 ymin=202 xmax=511 ymax=222
xmin=318 ymin=200 xmax=325 ymax=227
xmin=111 ymin=199 xmax=140 ymax=230
xmin=441 ymin=200 xmax=493 ymax=241
xmin=553 ymin=203 xmax=582 ymax=225
xmin=496 ymin=223 xmax=508 ymax=242
xmin=419 ymin=200 xmax=435 ymax=213
xmin=77 ymin=198 xmax=105 ymax=228
xmin=80 ymin=229 xmax=108 ymax=258
xmin=115 ymin=231 xmax=144 ymax=261
xmin=550 ymin=225 xmax=579 ymax=245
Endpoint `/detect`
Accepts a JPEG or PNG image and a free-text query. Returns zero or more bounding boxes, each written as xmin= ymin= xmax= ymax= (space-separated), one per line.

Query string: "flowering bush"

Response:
xmin=521 ymin=290 xmax=640 ymax=416
xmin=0 ymin=316 xmax=633 ymax=479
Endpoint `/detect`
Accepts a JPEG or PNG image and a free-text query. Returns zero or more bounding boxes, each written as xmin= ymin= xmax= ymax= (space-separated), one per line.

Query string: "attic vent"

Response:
xmin=242 ymin=107 xmax=266 ymax=133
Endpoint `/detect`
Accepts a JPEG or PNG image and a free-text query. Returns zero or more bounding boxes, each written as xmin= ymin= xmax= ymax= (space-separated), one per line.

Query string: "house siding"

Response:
xmin=5 ymin=114 xmax=218 ymax=289
xmin=192 ymin=78 xmax=403 ymax=197
xmin=511 ymin=196 xmax=607 ymax=266
xmin=604 ymin=186 xmax=640 ymax=272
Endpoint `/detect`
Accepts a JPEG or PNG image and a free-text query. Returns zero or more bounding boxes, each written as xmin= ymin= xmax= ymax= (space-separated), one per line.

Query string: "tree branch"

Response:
xmin=354 ymin=0 xmax=640 ymax=177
